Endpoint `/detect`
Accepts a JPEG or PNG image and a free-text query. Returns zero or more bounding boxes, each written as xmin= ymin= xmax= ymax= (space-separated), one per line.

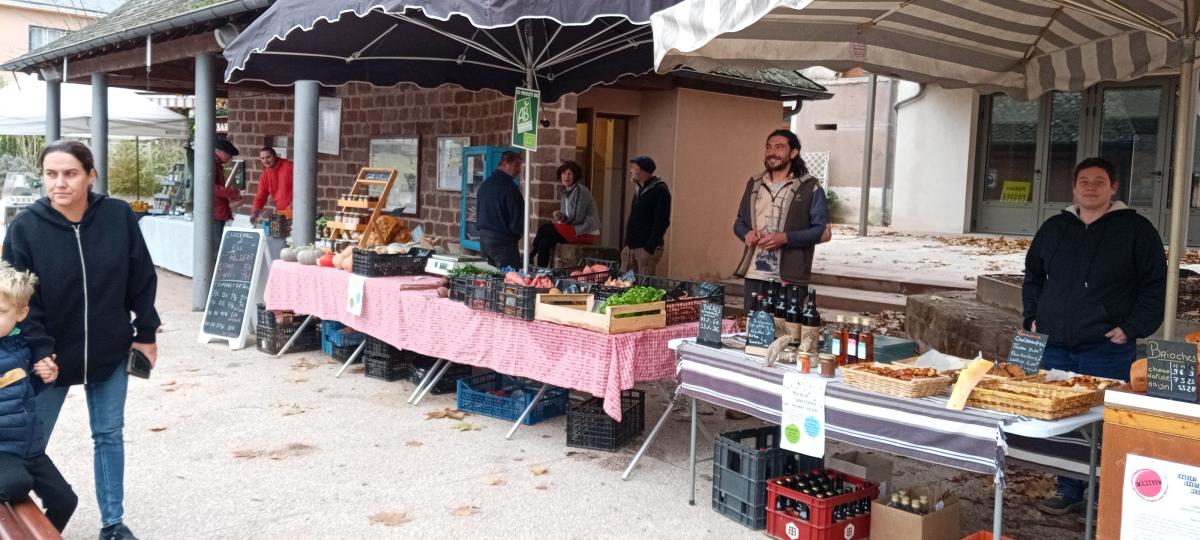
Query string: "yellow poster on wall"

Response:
xmin=1000 ymin=181 xmax=1032 ymax=203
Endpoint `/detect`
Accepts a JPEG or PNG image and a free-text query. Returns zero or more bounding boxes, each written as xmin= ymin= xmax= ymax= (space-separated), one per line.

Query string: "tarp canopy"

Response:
xmin=0 ymin=74 xmax=189 ymax=139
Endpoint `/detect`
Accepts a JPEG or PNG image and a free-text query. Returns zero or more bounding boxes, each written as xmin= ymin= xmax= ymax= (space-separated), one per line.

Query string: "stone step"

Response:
xmin=720 ymin=269 xmax=970 ymax=300
xmin=724 ymin=283 xmax=907 ymax=316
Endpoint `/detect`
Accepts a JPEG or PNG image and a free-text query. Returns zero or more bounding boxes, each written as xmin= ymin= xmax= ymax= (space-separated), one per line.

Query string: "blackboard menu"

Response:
xmin=1006 ymin=330 xmax=1049 ymax=375
xmin=697 ymin=302 xmax=723 ymax=349
xmin=1146 ymin=339 xmax=1198 ymax=403
xmin=202 ymin=230 xmax=263 ymax=339
xmin=747 ymin=310 xmax=777 ymax=349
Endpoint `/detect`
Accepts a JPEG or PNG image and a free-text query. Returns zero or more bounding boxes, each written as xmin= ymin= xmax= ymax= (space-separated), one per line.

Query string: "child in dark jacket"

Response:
xmin=0 ymin=261 xmax=76 ymax=532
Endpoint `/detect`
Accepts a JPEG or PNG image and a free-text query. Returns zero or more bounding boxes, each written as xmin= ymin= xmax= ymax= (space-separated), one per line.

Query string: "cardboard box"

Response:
xmin=827 ymin=451 xmax=893 ymax=497
xmin=870 ymin=494 xmax=961 ymax=540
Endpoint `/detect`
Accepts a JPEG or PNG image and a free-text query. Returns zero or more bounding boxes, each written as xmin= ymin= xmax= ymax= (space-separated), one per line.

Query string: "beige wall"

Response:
xmin=0 ymin=6 xmax=94 ymax=67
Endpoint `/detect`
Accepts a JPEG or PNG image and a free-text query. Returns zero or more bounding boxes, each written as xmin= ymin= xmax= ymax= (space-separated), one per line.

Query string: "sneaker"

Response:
xmin=99 ymin=523 xmax=139 ymax=540
xmin=1037 ymin=493 xmax=1084 ymax=515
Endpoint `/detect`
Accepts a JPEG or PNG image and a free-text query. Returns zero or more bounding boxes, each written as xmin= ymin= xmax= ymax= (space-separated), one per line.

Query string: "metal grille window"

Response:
xmin=28 ymin=26 xmax=67 ymax=52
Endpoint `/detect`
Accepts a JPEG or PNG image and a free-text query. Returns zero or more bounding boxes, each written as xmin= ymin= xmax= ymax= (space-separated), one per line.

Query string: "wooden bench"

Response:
xmin=0 ymin=497 xmax=61 ymax=540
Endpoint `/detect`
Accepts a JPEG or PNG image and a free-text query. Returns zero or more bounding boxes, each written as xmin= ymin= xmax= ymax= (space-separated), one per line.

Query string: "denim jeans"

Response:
xmin=35 ymin=367 xmax=129 ymax=527
xmin=1042 ymin=339 xmax=1134 ymax=502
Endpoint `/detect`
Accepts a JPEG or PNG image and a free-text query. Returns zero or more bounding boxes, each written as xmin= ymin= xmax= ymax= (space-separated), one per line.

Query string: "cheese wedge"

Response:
xmin=946 ymin=359 xmax=994 ymax=410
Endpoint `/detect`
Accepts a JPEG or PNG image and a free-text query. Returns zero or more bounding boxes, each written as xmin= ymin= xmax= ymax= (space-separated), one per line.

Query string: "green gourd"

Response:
xmin=296 ymin=248 xmax=320 ymax=266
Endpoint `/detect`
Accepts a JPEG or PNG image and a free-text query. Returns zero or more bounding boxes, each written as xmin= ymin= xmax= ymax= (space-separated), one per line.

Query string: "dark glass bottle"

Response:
xmin=797 ymin=501 xmax=810 ymax=521
xmin=774 ymin=282 xmax=787 ymax=318
xmin=785 ymin=285 xmax=800 ymax=324
xmin=763 ymin=286 xmax=776 ymax=315
xmin=801 ymin=288 xmax=821 ymax=327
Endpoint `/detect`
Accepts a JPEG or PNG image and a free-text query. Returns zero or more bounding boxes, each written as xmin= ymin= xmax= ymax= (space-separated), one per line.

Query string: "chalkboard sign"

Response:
xmin=697 ymin=302 xmax=723 ymax=349
xmin=747 ymin=310 xmax=777 ymax=351
xmin=1146 ymin=339 xmax=1199 ymax=403
xmin=198 ymin=228 xmax=267 ymax=349
xmin=1006 ymin=330 xmax=1049 ymax=375
xmin=696 ymin=282 xmax=722 ymax=299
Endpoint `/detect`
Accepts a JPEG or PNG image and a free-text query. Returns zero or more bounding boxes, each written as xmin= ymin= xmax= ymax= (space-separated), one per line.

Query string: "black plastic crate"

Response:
xmin=331 ymin=343 xmax=359 ymax=363
xmin=255 ymin=323 xmax=320 ymax=355
xmin=256 ymin=303 xmax=306 ymax=333
xmin=712 ymin=425 xmax=822 ymax=530
xmin=548 ymin=257 xmax=617 ymax=284
xmin=566 ymin=389 xmax=645 ymax=452
xmin=407 ymin=357 xmax=472 ymax=394
xmin=363 ymin=336 xmax=400 ymax=360
xmin=262 ymin=214 xmax=291 ymax=238
xmin=351 ymin=248 xmax=433 ymax=277
xmin=495 ymin=283 xmax=549 ymax=320
xmin=637 ymin=276 xmax=725 ymax=326
xmin=454 ymin=275 xmax=498 ymax=311
xmin=365 ymin=356 xmax=408 ymax=382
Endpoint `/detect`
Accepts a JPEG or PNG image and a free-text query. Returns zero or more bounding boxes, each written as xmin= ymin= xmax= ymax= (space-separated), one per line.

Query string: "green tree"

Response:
xmin=108 ymin=139 xmax=185 ymax=197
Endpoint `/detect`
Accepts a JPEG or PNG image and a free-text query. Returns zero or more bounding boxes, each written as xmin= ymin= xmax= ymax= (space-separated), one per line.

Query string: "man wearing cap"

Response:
xmin=475 ymin=150 xmax=525 ymax=269
xmin=621 ymin=155 xmax=671 ymax=275
xmin=250 ymin=146 xmax=293 ymax=224
xmin=212 ymin=139 xmax=242 ymax=259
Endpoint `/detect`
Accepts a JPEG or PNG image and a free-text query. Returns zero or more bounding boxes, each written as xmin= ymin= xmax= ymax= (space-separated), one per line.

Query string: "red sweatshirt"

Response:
xmin=252 ymin=158 xmax=294 ymax=213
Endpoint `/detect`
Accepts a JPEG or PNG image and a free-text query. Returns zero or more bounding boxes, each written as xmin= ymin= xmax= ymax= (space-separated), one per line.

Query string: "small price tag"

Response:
xmin=697 ymin=302 xmax=723 ymax=349
xmin=1006 ymin=330 xmax=1049 ymax=375
xmin=1146 ymin=339 xmax=1198 ymax=402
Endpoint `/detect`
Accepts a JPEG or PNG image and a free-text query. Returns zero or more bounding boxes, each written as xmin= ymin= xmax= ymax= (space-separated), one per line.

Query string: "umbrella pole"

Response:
xmin=524 ymin=152 xmax=531 ymax=273
xmin=1164 ymin=2 xmax=1199 ymax=340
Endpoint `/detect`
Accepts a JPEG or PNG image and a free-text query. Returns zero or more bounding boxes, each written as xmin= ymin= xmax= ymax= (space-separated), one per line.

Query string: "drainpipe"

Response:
xmin=883 ymin=82 xmax=926 ymax=226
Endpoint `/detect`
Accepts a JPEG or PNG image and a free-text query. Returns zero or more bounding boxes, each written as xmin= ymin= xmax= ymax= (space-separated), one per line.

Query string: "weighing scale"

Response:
xmin=424 ymin=254 xmax=495 ymax=276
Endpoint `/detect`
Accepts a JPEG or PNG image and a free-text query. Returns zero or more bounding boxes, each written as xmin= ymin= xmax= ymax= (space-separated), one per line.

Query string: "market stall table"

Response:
xmin=262 ymin=261 xmax=734 ymax=428
xmin=673 ymin=339 xmax=1102 ymax=540
xmin=140 ymin=214 xmax=284 ymax=276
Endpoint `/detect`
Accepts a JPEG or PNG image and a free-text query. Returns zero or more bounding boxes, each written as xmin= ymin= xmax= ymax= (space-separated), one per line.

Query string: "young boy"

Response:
xmin=0 ymin=261 xmax=77 ymax=532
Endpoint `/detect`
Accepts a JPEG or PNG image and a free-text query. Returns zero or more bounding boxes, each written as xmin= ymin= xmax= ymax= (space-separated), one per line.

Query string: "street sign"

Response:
xmin=512 ymin=87 xmax=540 ymax=151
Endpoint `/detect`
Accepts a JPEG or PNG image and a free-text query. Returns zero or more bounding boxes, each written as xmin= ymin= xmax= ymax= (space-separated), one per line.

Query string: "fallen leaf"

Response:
xmin=452 ymin=421 xmax=483 ymax=432
xmin=369 ymin=512 xmax=411 ymax=527
xmin=534 ymin=484 xmax=550 ymax=491
xmin=287 ymin=377 xmax=309 ymax=384
xmin=425 ymin=408 xmax=449 ymax=420
xmin=531 ymin=466 xmax=549 ymax=476
xmin=405 ymin=441 xmax=423 ymax=447
xmin=349 ymin=365 xmax=365 ymax=374
xmin=159 ymin=380 xmax=177 ymax=387
xmin=282 ymin=408 xmax=306 ymax=417
xmin=450 ymin=505 xmax=480 ymax=517
xmin=233 ymin=449 xmax=260 ymax=459
xmin=485 ymin=477 xmax=507 ymax=486
xmin=447 ymin=410 xmax=468 ymax=420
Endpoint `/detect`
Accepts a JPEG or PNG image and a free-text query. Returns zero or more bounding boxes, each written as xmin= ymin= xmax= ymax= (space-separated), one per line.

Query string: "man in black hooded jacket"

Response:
xmin=1023 ymin=156 xmax=1166 ymax=515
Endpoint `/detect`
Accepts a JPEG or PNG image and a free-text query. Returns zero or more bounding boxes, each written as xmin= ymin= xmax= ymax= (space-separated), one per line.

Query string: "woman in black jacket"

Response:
xmin=2 ymin=140 xmax=159 ymax=540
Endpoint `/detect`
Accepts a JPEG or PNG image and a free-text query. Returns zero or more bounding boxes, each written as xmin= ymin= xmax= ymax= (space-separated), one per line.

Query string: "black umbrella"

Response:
xmin=223 ymin=0 xmax=683 ymax=102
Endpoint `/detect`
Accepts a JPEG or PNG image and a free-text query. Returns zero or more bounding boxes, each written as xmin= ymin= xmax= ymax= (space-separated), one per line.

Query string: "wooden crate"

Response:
xmin=534 ymin=294 xmax=666 ymax=334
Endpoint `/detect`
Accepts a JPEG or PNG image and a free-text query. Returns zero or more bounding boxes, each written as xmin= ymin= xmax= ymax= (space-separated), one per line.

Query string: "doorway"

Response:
xmin=577 ymin=110 xmax=631 ymax=248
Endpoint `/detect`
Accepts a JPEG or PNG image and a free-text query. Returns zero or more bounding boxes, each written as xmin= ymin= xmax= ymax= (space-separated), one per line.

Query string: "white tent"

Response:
xmin=0 ymin=74 xmax=188 ymax=139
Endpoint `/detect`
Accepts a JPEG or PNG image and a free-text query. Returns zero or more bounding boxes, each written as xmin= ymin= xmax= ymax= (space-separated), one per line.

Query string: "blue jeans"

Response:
xmin=35 ymin=368 xmax=129 ymax=527
xmin=1042 ymin=339 xmax=1134 ymax=502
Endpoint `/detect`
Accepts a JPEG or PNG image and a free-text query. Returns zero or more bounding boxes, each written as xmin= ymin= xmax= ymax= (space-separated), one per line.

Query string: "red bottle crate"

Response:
xmin=764 ymin=473 xmax=877 ymax=540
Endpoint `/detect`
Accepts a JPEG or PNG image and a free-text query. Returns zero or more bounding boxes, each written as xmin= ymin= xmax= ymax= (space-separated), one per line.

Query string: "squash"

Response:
xmin=280 ymin=246 xmax=298 ymax=262
xmin=332 ymin=253 xmax=345 ymax=269
xmin=296 ymin=248 xmax=320 ymax=266
xmin=1130 ymin=358 xmax=1148 ymax=393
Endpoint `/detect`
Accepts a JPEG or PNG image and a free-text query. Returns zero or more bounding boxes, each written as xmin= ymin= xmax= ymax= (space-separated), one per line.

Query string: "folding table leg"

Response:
xmin=334 ymin=340 xmax=367 ymax=378
xmin=622 ymin=395 xmax=679 ymax=480
xmin=650 ymin=382 xmax=714 ymax=441
xmin=273 ymin=315 xmax=314 ymax=358
xmin=505 ymin=383 xmax=549 ymax=440
xmin=1084 ymin=421 xmax=1100 ymax=540
xmin=992 ymin=479 xmax=1003 ymax=540
xmin=689 ymin=397 xmax=698 ymax=506
xmin=407 ymin=358 xmax=445 ymax=404
xmin=412 ymin=361 xmax=453 ymax=406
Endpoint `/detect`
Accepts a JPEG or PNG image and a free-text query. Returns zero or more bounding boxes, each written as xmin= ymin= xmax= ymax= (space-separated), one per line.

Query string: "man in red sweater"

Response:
xmin=250 ymin=147 xmax=293 ymax=224
xmin=212 ymin=140 xmax=242 ymax=261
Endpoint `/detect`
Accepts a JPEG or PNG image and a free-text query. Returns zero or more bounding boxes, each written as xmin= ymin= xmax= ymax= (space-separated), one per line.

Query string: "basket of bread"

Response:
xmin=841 ymin=363 xmax=952 ymax=398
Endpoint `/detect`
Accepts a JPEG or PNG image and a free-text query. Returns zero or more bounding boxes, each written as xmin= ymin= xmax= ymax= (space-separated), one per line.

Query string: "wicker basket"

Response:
xmin=965 ymin=379 xmax=1103 ymax=420
xmin=840 ymin=363 xmax=951 ymax=398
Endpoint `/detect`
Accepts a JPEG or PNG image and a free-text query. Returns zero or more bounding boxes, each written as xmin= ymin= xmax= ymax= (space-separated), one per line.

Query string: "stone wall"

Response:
xmin=226 ymin=84 xmax=577 ymax=240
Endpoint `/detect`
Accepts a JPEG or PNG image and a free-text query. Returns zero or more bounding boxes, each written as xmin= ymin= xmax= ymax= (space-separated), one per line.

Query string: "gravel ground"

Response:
xmin=43 ymin=270 xmax=1081 ymax=539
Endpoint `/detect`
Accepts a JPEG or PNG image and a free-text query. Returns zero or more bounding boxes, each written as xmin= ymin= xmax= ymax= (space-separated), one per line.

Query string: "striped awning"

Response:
xmin=651 ymin=0 xmax=1195 ymax=99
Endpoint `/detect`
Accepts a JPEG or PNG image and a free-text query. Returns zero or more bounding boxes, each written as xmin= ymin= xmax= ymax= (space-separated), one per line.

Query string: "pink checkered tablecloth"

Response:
xmin=263 ymin=261 xmax=732 ymax=420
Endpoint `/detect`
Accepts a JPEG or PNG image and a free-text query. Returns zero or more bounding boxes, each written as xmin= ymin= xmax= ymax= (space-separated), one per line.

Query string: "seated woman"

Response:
xmin=531 ymin=160 xmax=600 ymax=267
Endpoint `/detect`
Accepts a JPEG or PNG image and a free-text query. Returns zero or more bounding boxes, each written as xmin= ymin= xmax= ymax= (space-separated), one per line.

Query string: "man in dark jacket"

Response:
xmin=475 ymin=151 xmax=524 ymax=269
xmin=1023 ymin=156 xmax=1166 ymax=515
xmin=621 ymin=156 xmax=670 ymax=275
xmin=734 ymin=129 xmax=830 ymax=308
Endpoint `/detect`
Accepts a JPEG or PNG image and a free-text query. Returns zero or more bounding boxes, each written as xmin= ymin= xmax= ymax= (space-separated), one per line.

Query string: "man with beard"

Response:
xmin=733 ymin=129 xmax=831 ymax=309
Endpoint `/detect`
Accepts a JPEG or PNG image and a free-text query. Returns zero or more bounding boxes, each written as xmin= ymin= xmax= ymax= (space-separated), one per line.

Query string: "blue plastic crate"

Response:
xmin=456 ymin=372 xmax=568 ymax=425
xmin=320 ymin=321 xmax=365 ymax=355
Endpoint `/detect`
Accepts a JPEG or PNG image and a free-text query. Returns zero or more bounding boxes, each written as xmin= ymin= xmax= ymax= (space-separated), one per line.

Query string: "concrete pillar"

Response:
xmin=45 ymin=79 xmax=60 ymax=142
xmin=292 ymin=80 xmax=319 ymax=246
xmin=193 ymin=54 xmax=216 ymax=311
xmin=90 ymin=72 xmax=108 ymax=194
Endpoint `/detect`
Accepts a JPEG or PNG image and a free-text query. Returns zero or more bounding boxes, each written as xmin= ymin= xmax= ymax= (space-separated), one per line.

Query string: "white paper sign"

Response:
xmin=346 ymin=274 xmax=366 ymax=316
xmin=1121 ymin=454 xmax=1200 ymax=539
xmin=318 ymin=97 xmax=342 ymax=155
xmin=780 ymin=372 xmax=826 ymax=457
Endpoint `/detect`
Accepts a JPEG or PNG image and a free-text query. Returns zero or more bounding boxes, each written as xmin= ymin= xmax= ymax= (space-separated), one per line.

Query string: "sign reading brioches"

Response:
xmin=511 ymin=87 xmax=540 ymax=151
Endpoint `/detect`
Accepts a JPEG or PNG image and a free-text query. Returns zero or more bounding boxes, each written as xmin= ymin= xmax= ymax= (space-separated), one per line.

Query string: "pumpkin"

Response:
xmin=332 ymin=253 xmax=345 ymax=269
xmin=280 ymin=246 xmax=298 ymax=262
xmin=296 ymin=248 xmax=320 ymax=266
xmin=341 ymin=255 xmax=354 ymax=272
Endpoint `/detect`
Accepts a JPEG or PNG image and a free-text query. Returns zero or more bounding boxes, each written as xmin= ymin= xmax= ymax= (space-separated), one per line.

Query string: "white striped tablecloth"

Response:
xmin=677 ymin=341 xmax=1099 ymax=477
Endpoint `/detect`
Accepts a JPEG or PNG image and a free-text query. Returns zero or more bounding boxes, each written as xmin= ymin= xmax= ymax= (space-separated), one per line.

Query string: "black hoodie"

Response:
xmin=1022 ymin=203 xmax=1167 ymax=348
xmin=624 ymin=177 xmax=671 ymax=251
xmin=2 ymin=193 xmax=159 ymax=386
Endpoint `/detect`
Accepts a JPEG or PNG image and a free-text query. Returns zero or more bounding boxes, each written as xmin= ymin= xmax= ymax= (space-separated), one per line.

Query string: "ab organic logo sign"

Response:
xmin=1131 ymin=468 xmax=1167 ymax=501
